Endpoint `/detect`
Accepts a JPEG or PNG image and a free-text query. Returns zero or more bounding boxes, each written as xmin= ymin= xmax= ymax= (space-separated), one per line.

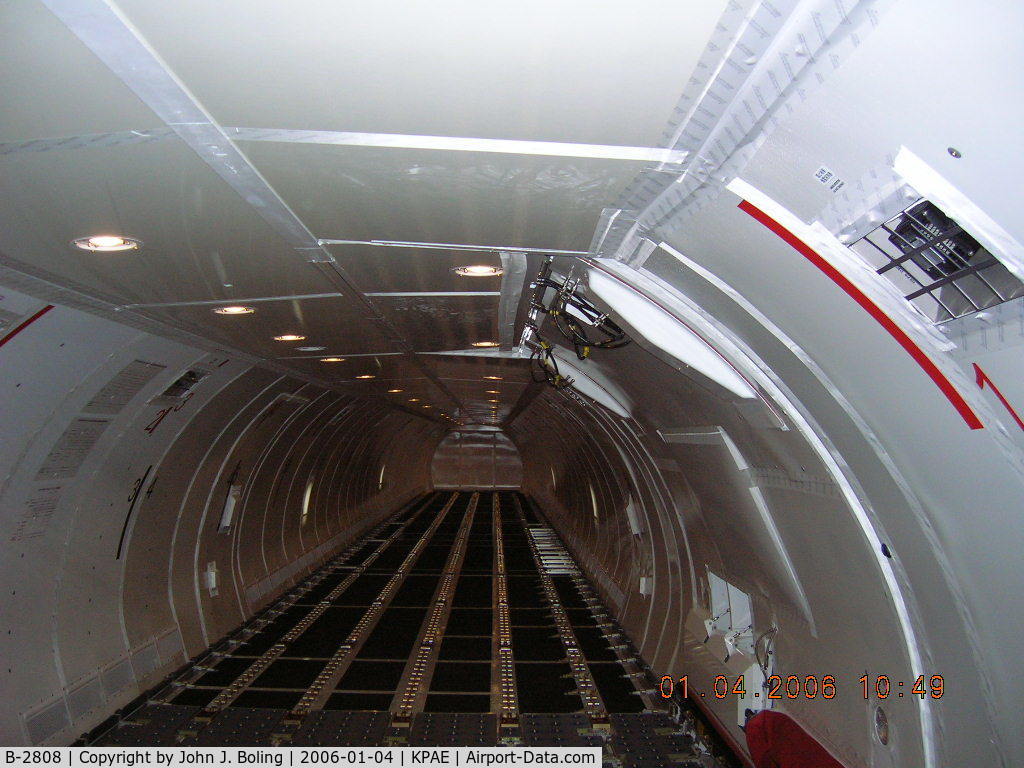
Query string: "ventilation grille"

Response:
xmin=851 ymin=199 xmax=1024 ymax=321
xmin=66 ymin=677 xmax=104 ymax=722
xmin=23 ymin=700 xmax=69 ymax=745
xmin=155 ymin=629 xmax=184 ymax=669
xmin=150 ymin=369 xmax=208 ymax=404
xmin=100 ymin=658 xmax=136 ymax=698
xmin=130 ymin=642 xmax=161 ymax=681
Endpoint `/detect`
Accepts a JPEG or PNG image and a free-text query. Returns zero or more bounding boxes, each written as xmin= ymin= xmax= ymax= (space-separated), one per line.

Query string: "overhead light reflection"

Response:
xmin=455 ymin=265 xmax=503 ymax=277
xmin=72 ymin=235 xmax=141 ymax=252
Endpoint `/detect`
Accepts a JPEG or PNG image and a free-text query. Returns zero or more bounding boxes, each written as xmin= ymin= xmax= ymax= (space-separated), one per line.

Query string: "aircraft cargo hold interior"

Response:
xmin=1 ymin=1 xmax=1023 ymax=767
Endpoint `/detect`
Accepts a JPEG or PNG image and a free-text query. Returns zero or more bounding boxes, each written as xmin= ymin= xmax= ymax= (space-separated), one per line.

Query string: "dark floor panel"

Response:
xmin=404 ymin=519 xmax=433 ymax=536
xmin=407 ymin=713 xmax=497 ymax=746
xmin=511 ymin=627 xmax=566 ymax=661
xmin=345 ymin=542 xmax=385 ymax=565
xmin=334 ymin=574 xmax=393 ymax=604
xmin=93 ymin=705 xmax=201 ymax=746
xmin=324 ymin=692 xmax=395 ymax=711
xmin=232 ymin=631 xmax=283 ymax=656
xmin=251 ymin=659 xmax=326 ymax=688
xmin=169 ymin=687 xmax=220 ymax=707
xmin=446 ymin=609 xmax=492 ymax=635
xmin=429 ymin=662 xmax=491 ymax=692
xmin=283 ymin=631 xmax=343 ymax=659
xmin=284 ymin=607 xmax=368 ymax=657
xmin=370 ymin=543 xmax=417 ymax=570
xmin=423 ymin=694 xmax=491 ymax=713
xmin=294 ymin=586 xmax=335 ymax=604
xmin=425 ymin=537 xmax=456 ymax=549
xmin=504 ymin=548 xmax=539 ymax=572
xmin=194 ymin=656 xmax=253 ymax=687
xmin=517 ymin=688 xmax=584 ymax=715
xmin=357 ymin=608 xmax=428 ymax=658
xmin=589 ymin=663 xmax=645 ymax=712
xmin=292 ymin=710 xmax=391 ymax=746
xmin=296 ymin=574 xmax=348 ymax=603
xmin=390 ymin=574 xmax=441 ymax=606
xmin=462 ymin=547 xmax=494 ymax=571
xmin=193 ymin=708 xmax=286 ymax=746
xmin=515 ymin=663 xmax=581 ymax=713
xmin=320 ymin=605 xmax=371 ymax=628
xmin=551 ymin=577 xmax=588 ymax=608
xmin=438 ymin=636 xmax=492 ymax=661
xmin=566 ymin=608 xmax=600 ymax=627
xmin=410 ymin=546 xmax=452 ymax=571
xmin=574 ymin=627 xmax=620 ymax=662
xmin=507 ymin=576 xmax=545 ymax=606
xmin=610 ymin=713 xmax=702 ymax=768
xmin=337 ymin=660 xmax=407 ymax=691
xmin=518 ymin=497 xmax=541 ymax=525
xmin=510 ymin=607 xmax=555 ymax=626
xmin=452 ymin=576 xmax=492 ymax=607
xmin=230 ymin=690 xmax=304 ymax=709
xmin=519 ymin=714 xmax=604 ymax=747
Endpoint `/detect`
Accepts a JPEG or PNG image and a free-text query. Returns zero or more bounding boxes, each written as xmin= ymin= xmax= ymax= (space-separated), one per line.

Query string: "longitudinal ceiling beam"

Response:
xmin=38 ymin=0 xmax=465 ymax=415
xmin=226 ymin=127 xmax=690 ymax=164
xmin=319 ymin=238 xmax=587 ymax=256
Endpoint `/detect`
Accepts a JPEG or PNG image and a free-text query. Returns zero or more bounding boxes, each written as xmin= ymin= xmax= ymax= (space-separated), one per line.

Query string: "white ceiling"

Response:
xmin=0 ymin=0 xmax=729 ymax=423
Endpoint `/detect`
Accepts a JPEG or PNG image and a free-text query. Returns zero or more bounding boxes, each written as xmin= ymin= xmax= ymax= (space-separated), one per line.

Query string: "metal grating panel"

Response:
xmin=67 ymin=676 xmax=105 ymax=722
xmin=101 ymin=658 xmax=137 ymax=698
xmin=24 ymin=698 xmax=70 ymax=745
xmin=156 ymin=629 xmax=184 ymax=667
xmin=131 ymin=641 xmax=161 ymax=681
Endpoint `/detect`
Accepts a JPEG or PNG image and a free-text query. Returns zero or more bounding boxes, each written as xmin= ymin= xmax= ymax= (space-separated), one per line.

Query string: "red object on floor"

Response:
xmin=745 ymin=711 xmax=846 ymax=768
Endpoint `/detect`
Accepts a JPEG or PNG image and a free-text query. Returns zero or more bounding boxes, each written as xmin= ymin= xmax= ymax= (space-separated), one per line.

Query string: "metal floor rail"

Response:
xmin=81 ymin=491 xmax=737 ymax=767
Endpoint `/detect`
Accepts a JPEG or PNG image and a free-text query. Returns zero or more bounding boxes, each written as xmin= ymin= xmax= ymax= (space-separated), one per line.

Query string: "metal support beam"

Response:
xmin=513 ymin=496 xmax=608 ymax=724
xmin=492 ymin=493 xmax=518 ymax=728
xmin=392 ymin=493 xmax=479 ymax=718
xmin=498 ymin=252 xmax=529 ymax=351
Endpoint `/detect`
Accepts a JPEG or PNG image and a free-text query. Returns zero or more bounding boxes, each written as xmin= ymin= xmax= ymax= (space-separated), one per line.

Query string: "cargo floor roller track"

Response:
xmin=84 ymin=491 xmax=734 ymax=767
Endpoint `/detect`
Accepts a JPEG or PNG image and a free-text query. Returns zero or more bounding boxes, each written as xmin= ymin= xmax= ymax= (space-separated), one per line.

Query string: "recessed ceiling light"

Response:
xmin=422 ymin=405 xmax=432 ymax=408
xmin=488 ymin=399 xmax=499 ymax=403
xmin=320 ymin=357 xmax=345 ymax=362
xmin=355 ymin=374 xmax=375 ymax=379
xmin=485 ymin=390 xmax=500 ymax=394
xmin=454 ymin=265 xmax=503 ymax=277
xmin=483 ymin=376 xmax=503 ymax=380
xmin=387 ymin=388 xmax=404 ymax=393
xmin=273 ymin=334 xmax=306 ymax=341
xmin=408 ymin=398 xmax=420 ymax=402
xmin=472 ymin=341 xmax=499 ymax=348
xmin=213 ymin=305 xmax=255 ymax=315
xmin=72 ymin=235 xmax=141 ymax=252
xmin=297 ymin=345 xmax=326 ymax=351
